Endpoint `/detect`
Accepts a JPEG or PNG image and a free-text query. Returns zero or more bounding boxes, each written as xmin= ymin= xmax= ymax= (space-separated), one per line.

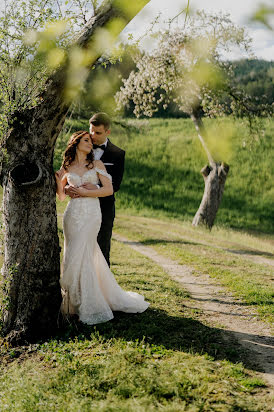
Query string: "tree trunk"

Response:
xmin=192 ymin=162 xmax=229 ymax=229
xmin=0 ymin=108 xmax=66 ymax=343
xmin=0 ymin=0 xmax=150 ymax=343
xmin=190 ymin=108 xmax=229 ymax=229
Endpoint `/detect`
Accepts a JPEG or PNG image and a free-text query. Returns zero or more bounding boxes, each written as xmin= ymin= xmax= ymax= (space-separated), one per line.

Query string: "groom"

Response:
xmin=66 ymin=112 xmax=125 ymax=266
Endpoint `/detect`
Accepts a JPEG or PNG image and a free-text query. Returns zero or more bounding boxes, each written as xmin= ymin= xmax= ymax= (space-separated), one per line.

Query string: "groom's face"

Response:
xmin=89 ymin=123 xmax=110 ymax=145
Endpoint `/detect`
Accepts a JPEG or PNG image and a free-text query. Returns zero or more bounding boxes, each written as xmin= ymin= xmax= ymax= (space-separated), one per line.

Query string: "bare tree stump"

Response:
xmin=192 ymin=162 xmax=229 ymax=229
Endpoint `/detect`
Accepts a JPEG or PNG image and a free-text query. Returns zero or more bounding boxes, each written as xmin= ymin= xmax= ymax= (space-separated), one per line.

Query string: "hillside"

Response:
xmin=232 ymin=59 xmax=274 ymax=106
xmin=54 ymin=117 xmax=274 ymax=234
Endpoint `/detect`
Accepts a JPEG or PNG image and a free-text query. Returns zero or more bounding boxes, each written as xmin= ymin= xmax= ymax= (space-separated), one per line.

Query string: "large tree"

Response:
xmin=116 ymin=11 xmax=271 ymax=228
xmin=0 ymin=0 xmax=149 ymax=343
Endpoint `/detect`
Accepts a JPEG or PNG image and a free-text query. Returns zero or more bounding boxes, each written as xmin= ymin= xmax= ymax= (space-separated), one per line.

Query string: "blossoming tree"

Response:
xmin=116 ymin=11 xmax=269 ymax=228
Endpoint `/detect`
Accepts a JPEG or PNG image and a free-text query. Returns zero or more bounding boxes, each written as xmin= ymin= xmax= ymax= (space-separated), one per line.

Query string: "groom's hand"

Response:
xmin=81 ymin=183 xmax=98 ymax=190
xmin=65 ymin=185 xmax=80 ymax=198
xmin=65 ymin=183 xmax=98 ymax=198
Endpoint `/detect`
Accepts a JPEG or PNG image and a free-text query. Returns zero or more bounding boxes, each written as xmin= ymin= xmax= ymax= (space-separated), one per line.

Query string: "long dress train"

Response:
xmin=60 ymin=167 xmax=149 ymax=325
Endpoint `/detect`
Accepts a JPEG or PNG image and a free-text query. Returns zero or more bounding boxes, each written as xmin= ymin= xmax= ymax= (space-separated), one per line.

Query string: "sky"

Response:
xmin=121 ymin=0 xmax=274 ymax=61
xmin=0 ymin=0 xmax=273 ymax=60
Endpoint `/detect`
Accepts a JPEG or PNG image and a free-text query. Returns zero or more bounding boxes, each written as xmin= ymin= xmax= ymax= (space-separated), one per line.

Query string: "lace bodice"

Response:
xmin=67 ymin=167 xmax=112 ymax=187
xmin=64 ymin=167 xmax=112 ymax=224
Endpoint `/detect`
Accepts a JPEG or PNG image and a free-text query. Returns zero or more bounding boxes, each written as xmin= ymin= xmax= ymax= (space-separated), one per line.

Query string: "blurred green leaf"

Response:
xmin=250 ymin=4 xmax=274 ymax=30
xmin=113 ymin=0 xmax=149 ymax=19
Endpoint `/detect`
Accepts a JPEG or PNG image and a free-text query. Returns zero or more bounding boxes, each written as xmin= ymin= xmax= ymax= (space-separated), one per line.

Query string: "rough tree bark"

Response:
xmin=190 ymin=108 xmax=230 ymax=229
xmin=0 ymin=0 xmax=149 ymax=343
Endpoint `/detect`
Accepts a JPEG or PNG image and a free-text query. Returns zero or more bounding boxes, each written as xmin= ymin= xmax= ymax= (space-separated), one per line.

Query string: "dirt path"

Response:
xmin=113 ymin=233 xmax=274 ymax=388
xmin=224 ymin=249 xmax=274 ymax=267
xmin=149 ymin=225 xmax=274 ymax=268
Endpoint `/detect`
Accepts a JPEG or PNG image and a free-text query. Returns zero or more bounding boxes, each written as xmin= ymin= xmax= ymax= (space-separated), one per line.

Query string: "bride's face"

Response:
xmin=76 ymin=134 xmax=93 ymax=154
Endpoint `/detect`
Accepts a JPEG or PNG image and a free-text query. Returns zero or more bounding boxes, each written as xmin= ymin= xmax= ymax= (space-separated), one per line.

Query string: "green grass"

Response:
xmin=54 ymin=117 xmax=274 ymax=234
xmin=0 ymin=239 xmax=272 ymax=411
xmin=0 ymin=117 xmax=273 ymax=410
xmin=114 ymin=214 xmax=274 ymax=326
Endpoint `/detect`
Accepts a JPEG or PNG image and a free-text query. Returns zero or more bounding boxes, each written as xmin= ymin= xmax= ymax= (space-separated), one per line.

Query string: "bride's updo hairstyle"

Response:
xmin=62 ymin=131 xmax=94 ymax=170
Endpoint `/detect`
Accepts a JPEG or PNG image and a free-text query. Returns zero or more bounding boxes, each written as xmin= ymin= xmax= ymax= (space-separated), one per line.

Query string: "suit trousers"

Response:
xmin=97 ymin=203 xmax=115 ymax=267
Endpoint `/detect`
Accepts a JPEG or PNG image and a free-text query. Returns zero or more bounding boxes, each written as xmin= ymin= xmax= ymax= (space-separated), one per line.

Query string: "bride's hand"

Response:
xmin=55 ymin=167 xmax=65 ymax=180
xmin=55 ymin=171 xmax=61 ymax=181
xmin=55 ymin=171 xmax=63 ymax=186
xmin=55 ymin=170 xmax=67 ymax=201
xmin=65 ymin=185 xmax=79 ymax=198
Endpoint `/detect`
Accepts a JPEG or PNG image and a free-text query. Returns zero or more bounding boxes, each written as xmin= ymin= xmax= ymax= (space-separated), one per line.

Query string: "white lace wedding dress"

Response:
xmin=60 ymin=167 xmax=149 ymax=325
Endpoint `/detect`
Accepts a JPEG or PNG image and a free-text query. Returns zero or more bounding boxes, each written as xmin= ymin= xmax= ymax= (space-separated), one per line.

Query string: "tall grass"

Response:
xmin=54 ymin=117 xmax=274 ymax=234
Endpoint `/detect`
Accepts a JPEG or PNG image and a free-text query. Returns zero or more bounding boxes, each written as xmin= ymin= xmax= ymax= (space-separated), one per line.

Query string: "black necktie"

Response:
xmin=93 ymin=144 xmax=106 ymax=150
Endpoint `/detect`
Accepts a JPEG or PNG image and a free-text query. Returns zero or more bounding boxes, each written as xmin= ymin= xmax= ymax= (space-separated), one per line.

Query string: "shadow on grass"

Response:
xmin=140 ymin=239 xmax=202 ymax=247
xmin=2 ymin=307 xmax=273 ymax=377
xmin=120 ymin=159 xmax=203 ymax=217
xmin=53 ymin=307 xmax=273 ymax=375
xmin=226 ymin=249 xmax=274 ymax=258
xmin=118 ymin=156 xmax=274 ymax=235
xmin=141 ymin=240 xmax=274 ymax=261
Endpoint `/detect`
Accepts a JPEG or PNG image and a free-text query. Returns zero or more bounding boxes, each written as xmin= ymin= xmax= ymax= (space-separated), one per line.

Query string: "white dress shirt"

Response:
xmin=93 ymin=139 xmax=108 ymax=160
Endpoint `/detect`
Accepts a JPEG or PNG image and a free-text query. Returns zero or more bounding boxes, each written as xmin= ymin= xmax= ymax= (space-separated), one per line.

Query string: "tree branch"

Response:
xmin=38 ymin=0 xmax=149 ymax=113
xmin=168 ymin=0 xmax=190 ymax=29
xmin=190 ymin=108 xmax=215 ymax=165
xmin=2 ymin=0 xmax=147 ymax=154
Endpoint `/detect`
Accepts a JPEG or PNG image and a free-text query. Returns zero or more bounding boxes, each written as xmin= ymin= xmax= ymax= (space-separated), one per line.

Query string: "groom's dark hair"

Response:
xmin=89 ymin=112 xmax=111 ymax=130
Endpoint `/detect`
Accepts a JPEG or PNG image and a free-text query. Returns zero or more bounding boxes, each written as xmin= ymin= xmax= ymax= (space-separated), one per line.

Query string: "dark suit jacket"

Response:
xmin=99 ymin=139 xmax=125 ymax=212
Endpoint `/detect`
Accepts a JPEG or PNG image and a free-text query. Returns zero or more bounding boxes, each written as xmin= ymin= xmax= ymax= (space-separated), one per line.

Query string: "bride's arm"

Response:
xmin=69 ymin=161 xmax=113 ymax=198
xmin=55 ymin=170 xmax=67 ymax=201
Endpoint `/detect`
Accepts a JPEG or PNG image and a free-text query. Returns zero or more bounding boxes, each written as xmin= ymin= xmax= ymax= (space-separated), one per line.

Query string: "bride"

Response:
xmin=55 ymin=130 xmax=149 ymax=325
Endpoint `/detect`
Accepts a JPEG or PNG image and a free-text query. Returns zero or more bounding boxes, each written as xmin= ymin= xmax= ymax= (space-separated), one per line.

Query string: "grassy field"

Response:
xmin=113 ymin=214 xmax=274 ymax=326
xmin=0 ymin=117 xmax=273 ymax=410
xmin=55 ymin=117 xmax=274 ymax=234
xmin=0 ymin=236 xmax=272 ymax=411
